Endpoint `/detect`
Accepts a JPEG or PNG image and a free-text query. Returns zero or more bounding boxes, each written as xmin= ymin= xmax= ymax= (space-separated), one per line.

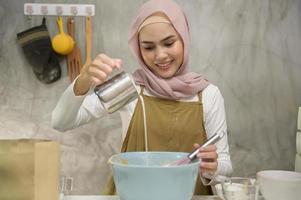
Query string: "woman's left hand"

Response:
xmin=194 ymin=143 xmax=218 ymax=175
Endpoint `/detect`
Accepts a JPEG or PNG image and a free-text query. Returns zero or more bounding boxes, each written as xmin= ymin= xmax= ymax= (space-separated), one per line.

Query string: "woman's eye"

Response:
xmin=165 ymin=41 xmax=175 ymax=47
xmin=143 ymin=46 xmax=154 ymax=51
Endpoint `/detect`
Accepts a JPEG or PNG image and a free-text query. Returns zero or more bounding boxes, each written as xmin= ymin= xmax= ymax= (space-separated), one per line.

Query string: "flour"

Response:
xmin=222 ymin=183 xmax=257 ymax=200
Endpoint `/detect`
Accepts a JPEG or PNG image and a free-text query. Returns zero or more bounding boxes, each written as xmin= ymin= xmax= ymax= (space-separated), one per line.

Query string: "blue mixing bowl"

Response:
xmin=108 ymin=151 xmax=199 ymax=200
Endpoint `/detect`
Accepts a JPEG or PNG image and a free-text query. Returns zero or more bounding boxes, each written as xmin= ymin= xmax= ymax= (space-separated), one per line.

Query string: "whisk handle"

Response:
xmin=187 ymin=131 xmax=224 ymax=161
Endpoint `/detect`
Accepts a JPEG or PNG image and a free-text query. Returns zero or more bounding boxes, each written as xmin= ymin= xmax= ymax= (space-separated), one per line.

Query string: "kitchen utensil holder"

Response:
xmin=24 ymin=3 xmax=95 ymax=16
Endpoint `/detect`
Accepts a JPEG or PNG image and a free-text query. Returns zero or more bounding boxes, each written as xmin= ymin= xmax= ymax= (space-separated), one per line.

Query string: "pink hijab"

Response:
xmin=128 ymin=0 xmax=209 ymax=100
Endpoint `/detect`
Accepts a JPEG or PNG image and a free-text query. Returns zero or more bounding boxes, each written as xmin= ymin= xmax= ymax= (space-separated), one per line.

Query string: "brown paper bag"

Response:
xmin=0 ymin=139 xmax=60 ymax=200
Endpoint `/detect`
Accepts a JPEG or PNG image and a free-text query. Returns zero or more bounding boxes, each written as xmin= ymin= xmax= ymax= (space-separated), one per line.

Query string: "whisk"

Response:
xmin=166 ymin=131 xmax=225 ymax=166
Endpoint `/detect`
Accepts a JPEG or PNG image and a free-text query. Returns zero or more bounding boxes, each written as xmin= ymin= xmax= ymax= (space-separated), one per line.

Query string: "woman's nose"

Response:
xmin=155 ymin=47 xmax=168 ymax=60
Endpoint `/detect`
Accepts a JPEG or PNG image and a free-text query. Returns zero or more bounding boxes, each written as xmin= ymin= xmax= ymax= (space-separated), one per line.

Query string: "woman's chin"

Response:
xmin=151 ymin=67 xmax=177 ymax=79
xmin=157 ymin=71 xmax=176 ymax=79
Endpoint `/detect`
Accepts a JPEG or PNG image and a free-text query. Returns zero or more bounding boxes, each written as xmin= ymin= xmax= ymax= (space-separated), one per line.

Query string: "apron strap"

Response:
xmin=198 ymin=92 xmax=203 ymax=103
xmin=140 ymin=85 xmax=144 ymax=95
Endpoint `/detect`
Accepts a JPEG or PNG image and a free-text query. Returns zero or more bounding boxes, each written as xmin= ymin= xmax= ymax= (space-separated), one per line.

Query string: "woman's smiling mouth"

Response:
xmin=155 ymin=60 xmax=174 ymax=70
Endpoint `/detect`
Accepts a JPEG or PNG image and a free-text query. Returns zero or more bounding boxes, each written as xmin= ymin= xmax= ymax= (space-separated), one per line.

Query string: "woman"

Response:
xmin=52 ymin=0 xmax=232 ymax=195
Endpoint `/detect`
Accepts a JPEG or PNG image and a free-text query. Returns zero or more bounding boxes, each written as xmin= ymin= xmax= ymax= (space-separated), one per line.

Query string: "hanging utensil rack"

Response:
xmin=24 ymin=3 xmax=95 ymax=16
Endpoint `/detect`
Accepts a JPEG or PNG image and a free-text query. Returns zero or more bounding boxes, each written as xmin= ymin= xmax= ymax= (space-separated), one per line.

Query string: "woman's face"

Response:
xmin=138 ymin=23 xmax=184 ymax=79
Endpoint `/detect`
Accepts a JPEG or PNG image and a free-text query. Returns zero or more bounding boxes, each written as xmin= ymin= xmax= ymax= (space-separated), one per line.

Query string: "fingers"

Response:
xmin=193 ymin=143 xmax=200 ymax=149
xmin=83 ymin=53 xmax=123 ymax=86
xmin=199 ymin=158 xmax=218 ymax=175
xmin=114 ymin=58 xmax=122 ymax=69
xmin=200 ymin=162 xmax=218 ymax=174
xmin=200 ymin=159 xmax=218 ymax=169
xmin=198 ymin=145 xmax=218 ymax=160
xmin=95 ymin=54 xmax=122 ymax=70
xmin=199 ymin=144 xmax=217 ymax=152
xmin=194 ymin=144 xmax=218 ymax=174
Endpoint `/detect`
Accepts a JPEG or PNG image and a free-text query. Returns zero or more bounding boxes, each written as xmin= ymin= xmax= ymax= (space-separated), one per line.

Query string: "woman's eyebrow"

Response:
xmin=140 ymin=35 xmax=176 ymax=44
xmin=161 ymin=35 xmax=176 ymax=42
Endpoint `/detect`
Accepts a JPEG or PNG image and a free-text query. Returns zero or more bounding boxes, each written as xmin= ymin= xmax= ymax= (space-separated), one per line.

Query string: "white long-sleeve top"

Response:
xmin=52 ymin=80 xmax=233 ymax=182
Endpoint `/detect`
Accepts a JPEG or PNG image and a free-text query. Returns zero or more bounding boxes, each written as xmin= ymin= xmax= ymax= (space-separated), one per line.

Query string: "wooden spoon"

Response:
xmin=82 ymin=16 xmax=92 ymax=71
xmin=66 ymin=17 xmax=82 ymax=82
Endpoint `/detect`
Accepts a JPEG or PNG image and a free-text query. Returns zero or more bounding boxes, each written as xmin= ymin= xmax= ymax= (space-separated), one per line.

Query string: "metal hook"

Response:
xmin=41 ymin=5 xmax=48 ymax=15
xmin=26 ymin=4 xmax=33 ymax=15
xmin=70 ymin=6 xmax=78 ymax=16
xmin=85 ymin=6 xmax=92 ymax=16
xmin=56 ymin=6 xmax=63 ymax=16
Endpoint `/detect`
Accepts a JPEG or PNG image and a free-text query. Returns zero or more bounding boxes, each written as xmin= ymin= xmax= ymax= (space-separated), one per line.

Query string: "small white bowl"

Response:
xmin=257 ymin=170 xmax=301 ymax=200
xmin=221 ymin=177 xmax=259 ymax=200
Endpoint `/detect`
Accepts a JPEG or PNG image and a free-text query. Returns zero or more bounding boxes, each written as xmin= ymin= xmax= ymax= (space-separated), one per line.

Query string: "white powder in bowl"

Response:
xmin=222 ymin=183 xmax=255 ymax=200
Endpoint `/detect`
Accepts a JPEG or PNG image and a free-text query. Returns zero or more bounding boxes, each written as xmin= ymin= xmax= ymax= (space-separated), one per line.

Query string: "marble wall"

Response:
xmin=1 ymin=0 xmax=301 ymax=195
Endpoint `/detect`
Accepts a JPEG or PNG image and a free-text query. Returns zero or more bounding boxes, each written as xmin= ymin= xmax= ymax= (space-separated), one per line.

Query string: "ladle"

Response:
xmin=52 ymin=17 xmax=74 ymax=55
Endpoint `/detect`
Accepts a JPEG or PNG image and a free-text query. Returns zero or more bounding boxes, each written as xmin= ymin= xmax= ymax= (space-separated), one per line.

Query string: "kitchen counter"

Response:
xmin=63 ymin=195 xmax=222 ymax=200
xmin=63 ymin=195 xmax=265 ymax=200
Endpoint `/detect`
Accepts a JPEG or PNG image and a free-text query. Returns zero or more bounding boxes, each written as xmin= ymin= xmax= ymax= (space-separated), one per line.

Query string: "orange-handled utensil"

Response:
xmin=82 ymin=16 xmax=92 ymax=71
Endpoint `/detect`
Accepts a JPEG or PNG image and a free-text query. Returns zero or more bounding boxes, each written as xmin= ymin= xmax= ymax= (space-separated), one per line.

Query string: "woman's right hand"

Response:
xmin=74 ymin=54 xmax=122 ymax=96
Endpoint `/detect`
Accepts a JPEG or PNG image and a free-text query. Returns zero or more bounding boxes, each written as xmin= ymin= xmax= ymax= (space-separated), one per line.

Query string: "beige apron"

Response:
xmin=103 ymin=88 xmax=212 ymax=195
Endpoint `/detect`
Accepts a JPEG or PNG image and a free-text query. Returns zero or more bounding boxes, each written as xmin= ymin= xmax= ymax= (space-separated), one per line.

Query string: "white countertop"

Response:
xmin=63 ymin=195 xmax=265 ymax=200
xmin=63 ymin=195 xmax=222 ymax=200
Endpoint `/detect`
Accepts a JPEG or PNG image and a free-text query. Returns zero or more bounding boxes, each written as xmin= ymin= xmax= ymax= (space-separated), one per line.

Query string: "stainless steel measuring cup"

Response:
xmin=94 ymin=71 xmax=138 ymax=113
